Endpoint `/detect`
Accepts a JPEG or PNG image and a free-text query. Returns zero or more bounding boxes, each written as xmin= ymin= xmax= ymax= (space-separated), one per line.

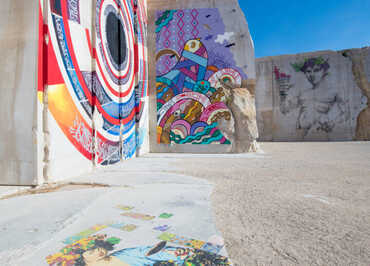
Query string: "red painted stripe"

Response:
xmin=98 ymin=0 xmax=134 ymax=80
xmin=95 ymin=0 xmax=135 ymax=97
xmin=61 ymin=0 xmax=124 ymax=125
xmin=60 ymin=1 xmax=92 ymax=103
xmin=85 ymin=28 xmax=94 ymax=58
xmin=98 ymin=0 xmax=128 ymax=80
xmin=47 ymin=29 xmax=66 ymax=85
xmin=134 ymin=42 xmax=139 ymax=75
xmin=121 ymin=107 xmax=136 ymax=124
xmin=94 ymin=97 xmax=120 ymax=125
xmin=137 ymin=8 xmax=147 ymax=98
xmin=93 ymin=95 xmax=136 ymax=125
xmin=37 ymin=2 xmax=45 ymax=92
xmin=95 ymin=55 xmax=135 ymax=98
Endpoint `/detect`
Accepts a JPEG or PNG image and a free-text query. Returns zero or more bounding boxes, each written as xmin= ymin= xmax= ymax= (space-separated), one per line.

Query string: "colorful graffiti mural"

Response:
xmin=38 ymin=0 xmax=148 ymax=165
xmin=46 ymin=205 xmax=231 ymax=265
xmin=274 ymin=57 xmax=350 ymax=136
xmin=46 ymin=234 xmax=230 ymax=265
xmin=155 ymin=8 xmax=247 ymax=145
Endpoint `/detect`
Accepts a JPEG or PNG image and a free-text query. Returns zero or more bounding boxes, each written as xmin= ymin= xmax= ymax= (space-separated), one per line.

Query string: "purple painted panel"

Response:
xmin=156 ymin=8 xmax=247 ymax=145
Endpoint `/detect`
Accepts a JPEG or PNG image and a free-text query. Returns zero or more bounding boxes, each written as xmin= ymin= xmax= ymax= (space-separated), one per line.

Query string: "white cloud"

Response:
xmin=215 ymin=32 xmax=235 ymax=44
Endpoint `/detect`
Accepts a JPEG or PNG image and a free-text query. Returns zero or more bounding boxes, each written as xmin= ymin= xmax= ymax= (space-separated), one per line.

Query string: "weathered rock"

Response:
xmin=342 ymin=48 xmax=370 ymax=140
xmin=228 ymin=88 xmax=260 ymax=152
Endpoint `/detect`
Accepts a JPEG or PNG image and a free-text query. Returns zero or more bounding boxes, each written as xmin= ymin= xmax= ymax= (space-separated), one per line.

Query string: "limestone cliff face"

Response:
xmin=229 ymin=88 xmax=259 ymax=152
xmin=343 ymin=48 xmax=370 ymax=140
xmin=215 ymin=86 xmax=259 ymax=152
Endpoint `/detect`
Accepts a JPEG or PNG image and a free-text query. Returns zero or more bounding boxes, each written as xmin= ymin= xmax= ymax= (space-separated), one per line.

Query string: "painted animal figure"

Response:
xmin=157 ymin=39 xmax=209 ymax=96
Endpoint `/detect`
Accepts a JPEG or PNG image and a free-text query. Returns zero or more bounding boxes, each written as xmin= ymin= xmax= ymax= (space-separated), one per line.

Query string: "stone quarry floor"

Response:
xmin=0 ymin=142 xmax=369 ymax=265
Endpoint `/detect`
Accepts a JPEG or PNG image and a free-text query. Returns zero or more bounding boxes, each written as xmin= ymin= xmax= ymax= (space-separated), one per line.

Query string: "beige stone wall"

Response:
xmin=0 ymin=0 xmax=41 ymax=185
xmin=343 ymin=48 xmax=370 ymax=140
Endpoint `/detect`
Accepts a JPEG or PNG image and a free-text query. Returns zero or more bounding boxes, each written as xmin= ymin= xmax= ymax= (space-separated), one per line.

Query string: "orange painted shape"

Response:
xmin=48 ymin=84 xmax=93 ymax=160
xmin=157 ymin=126 xmax=163 ymax=143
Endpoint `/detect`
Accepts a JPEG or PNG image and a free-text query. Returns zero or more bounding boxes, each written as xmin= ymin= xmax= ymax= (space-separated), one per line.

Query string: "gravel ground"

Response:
xmin=1 ymin=142 xmax=369 ymax=265
xmin=145 ymin=142 xmax=370 ymax=266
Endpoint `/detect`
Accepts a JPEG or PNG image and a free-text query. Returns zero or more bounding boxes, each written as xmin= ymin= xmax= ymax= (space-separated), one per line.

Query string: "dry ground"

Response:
xmin=151 ymin=142 xmax=370 ymax=265
xmin=1 ymin=142 xmax=369 ymax=265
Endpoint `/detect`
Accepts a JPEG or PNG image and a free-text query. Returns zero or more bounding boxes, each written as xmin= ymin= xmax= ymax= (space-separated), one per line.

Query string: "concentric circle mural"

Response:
xmin=38 ymin=0 xmax=148 ymax=165
xmin=105 ymin=11 xmax=128 ymax=69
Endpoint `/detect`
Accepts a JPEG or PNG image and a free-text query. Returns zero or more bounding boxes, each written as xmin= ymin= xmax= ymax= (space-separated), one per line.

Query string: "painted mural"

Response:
xmin=38 ymin=0 xmax=148 ymax=165
xmin=155 ymin=9 xmax=247 ymax=145
xmin=45 ymin=205 xmax=231 ymax=265
xmin=274 ymin=56 xmax=366 ymax=138
xmin=46 ymin=234 xmax=230 ymax=265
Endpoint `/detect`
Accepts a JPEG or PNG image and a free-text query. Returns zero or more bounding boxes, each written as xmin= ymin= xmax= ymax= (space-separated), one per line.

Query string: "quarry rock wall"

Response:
xmin=344 ymin=48 xmax=370 ymax=140
xmin=148 ymin=0 xmax=259 ymax=153
xmin=256 ymin=48 xmax=369 ymax=141
xmin=0 ymin=0 xmax=258 ymax=185
xmin=0 ymin=0 xmax=41 ymax=185
xmin=7 ymin=0 xmax=367 ymax=184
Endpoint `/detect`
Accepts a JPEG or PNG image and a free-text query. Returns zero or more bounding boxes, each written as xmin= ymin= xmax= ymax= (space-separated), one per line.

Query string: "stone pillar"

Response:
xmin=0 ymin=0 xmax=41 ymax=185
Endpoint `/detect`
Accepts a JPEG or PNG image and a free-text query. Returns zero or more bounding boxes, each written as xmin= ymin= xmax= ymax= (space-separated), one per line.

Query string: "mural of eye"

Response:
xmin=97 ymin=0 xmax=135 ymax=87
xmin=184 ymin=40 xmax=202 ymax=53
xmin=105 ymin=11 xmax=127 ymax=68
xmin=174 ymin=110 xmax=181 ymax=117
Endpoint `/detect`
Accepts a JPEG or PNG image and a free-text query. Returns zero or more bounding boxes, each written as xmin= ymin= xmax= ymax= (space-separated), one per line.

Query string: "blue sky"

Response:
xmin=239 ymin=0 xmax=370 ymax=58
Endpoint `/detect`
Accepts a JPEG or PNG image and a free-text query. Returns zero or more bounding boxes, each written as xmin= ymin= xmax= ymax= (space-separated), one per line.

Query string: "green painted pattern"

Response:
xmin=155 ymin=10 xmax=176 ymax=33
xmin=170 ymin=123 xmax=230 ymax=144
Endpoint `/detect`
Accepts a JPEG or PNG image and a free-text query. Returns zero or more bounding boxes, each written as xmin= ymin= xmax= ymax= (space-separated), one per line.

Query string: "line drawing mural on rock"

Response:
xmin=274 ymin=57 xmax=351 ymax=136
xmin=155 ymin=8 xmax=248 ymax=145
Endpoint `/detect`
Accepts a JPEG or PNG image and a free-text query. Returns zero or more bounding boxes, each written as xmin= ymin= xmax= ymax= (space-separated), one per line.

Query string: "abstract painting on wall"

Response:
xmin=38 ymin=0 xmax=148 ymax=165
xmin=155 ymin=8 xmax=247 ymax=144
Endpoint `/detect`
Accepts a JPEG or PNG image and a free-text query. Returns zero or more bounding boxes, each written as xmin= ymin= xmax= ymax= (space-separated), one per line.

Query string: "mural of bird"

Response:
xmin=156 ymin=39 xmax=209 ymax=96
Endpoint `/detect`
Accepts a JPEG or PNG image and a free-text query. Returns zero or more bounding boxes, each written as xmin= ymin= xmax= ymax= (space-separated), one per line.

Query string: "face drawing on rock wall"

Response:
xmin=155 ymin=8 xmax=247 ymax=145
xmin=299 ymin=57 xmax=330 ymax=87
xmin=275 ymin=57 xmax=350 ymax=137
